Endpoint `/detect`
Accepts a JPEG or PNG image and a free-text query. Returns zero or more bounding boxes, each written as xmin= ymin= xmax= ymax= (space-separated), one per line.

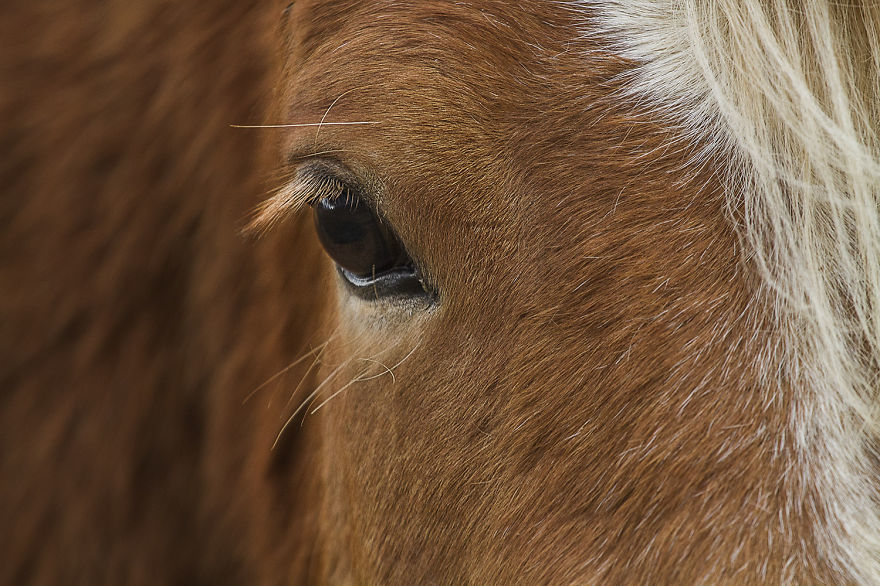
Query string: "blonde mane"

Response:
xmin=571 ymin=0 xmax=880 ymax=581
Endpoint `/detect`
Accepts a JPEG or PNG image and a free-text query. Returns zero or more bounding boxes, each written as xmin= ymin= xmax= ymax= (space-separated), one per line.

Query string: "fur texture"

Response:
xmin=4 ymin=0 xmax=878 ymax=584
xmin=576 ymin=1 xmax=880 ymax=580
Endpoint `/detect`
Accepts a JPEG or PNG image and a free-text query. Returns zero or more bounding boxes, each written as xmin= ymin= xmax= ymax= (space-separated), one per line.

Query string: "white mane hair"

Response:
xmin=566 ymin=0 xmax=880 ymax=582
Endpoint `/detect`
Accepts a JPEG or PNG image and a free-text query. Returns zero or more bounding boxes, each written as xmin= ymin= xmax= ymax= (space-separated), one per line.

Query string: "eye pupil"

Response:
xmin=313 ymin=190 xmax=406 ymax=279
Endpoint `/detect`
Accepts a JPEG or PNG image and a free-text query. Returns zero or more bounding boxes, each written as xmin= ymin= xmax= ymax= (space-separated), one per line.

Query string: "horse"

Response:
xmin=3 ymin=0 xmax=879 ymax=583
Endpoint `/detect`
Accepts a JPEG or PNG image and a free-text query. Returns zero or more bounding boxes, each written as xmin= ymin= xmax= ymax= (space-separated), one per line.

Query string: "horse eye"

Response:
xmin=313 ymin=191 xmax=402 ymax=277
xmin=312 ymin=189 xmax=428 ymax=299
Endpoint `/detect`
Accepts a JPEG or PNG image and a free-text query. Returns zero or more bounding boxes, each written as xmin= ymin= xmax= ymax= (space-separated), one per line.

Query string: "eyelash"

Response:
xmin=303 ymin=173 xmax=346 ymax=206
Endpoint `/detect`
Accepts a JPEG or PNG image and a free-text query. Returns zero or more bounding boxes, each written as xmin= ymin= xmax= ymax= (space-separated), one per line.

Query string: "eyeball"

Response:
xmin=313 ymin=191 xmax=406 ymax=278
xmin=311 ymin=189 xmax=431 ymax=300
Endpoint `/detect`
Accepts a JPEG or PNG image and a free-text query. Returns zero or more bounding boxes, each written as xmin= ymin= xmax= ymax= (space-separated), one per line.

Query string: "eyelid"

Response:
xmin=246 ymin=161 xmax=363 ymax=235
xmin=295 ymin=161 xmax=385 ymax=218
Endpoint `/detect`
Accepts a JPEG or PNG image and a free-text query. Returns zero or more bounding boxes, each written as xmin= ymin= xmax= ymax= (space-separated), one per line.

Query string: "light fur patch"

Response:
xmin=565 ymin=0 xmax=880 ymax=582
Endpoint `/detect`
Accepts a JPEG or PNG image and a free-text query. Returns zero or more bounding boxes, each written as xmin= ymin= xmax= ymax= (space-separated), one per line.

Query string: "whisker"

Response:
xmin=385 ymin=341 xmax=421 ymax=371
xmin=310 ymin=342 xmax=421 ymax=414
xmin=300 ymin=149 xmax=349 ymax=158
xmin=273 ymin=337 xmax=420 ymax=448
xmin=272 ymin=358 xmax=351 ymax=450
xmin=281 ymin=341 xmax=331 ymax=410
xmin=242 ymin=337 xmax=333 ymax=405
xmin=315 ymin=88 xmax=360 ymax=147
xmin=354 ymin=343 xmax=422 ymax=384
xmin=308 ymin=371 xmax=369 ymax=415
xmin=356 ymin=357 xmax=395 ymax=383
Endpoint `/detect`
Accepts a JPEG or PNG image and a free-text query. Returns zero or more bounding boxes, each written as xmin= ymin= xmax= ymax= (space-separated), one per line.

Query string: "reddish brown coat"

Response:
xmin=1 ymin=1 xmax=837 ymax=583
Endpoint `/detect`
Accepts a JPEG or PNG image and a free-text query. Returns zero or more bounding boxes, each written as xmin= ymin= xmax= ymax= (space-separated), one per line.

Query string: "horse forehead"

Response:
xmin=282 ymin=1 xmax=606 ymax=159
xmin=291 ymin=0 xmax=573 ymax=32
xmin=288 ymin=0 xmax=579 ymax=77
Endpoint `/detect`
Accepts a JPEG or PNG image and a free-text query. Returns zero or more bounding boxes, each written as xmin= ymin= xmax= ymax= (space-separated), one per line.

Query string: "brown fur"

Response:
xmin=2 ymin=1 xmax=839 ymax=583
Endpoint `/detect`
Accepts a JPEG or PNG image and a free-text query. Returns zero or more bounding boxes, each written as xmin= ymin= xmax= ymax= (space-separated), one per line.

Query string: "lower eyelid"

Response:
xmin=337 ymin=265 xmax=434 ymax=301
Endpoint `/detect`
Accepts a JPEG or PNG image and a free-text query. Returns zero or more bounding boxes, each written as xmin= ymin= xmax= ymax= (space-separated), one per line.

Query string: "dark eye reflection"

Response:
xmin=311 ymin=188 xmax=432 ymax=300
